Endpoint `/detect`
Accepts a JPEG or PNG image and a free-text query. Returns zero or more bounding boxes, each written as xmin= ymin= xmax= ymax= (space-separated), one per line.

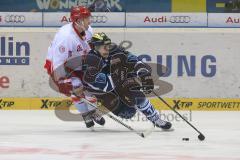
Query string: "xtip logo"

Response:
xmin=41 ymin=99 xmax=72 ymax=109
xmin=0 ymin=36 xmax=30 ymax=65
xmin=172 ymin=100 xmax=193 ymax=110
xmin=0 ymin=99 xmax=14 ymax=109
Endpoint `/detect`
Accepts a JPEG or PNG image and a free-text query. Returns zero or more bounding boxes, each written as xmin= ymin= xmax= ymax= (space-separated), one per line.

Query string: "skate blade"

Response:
xmin=161 ymin=128 xmax=175 ymax=132
xmin=89 ymin=126 xmax=95 ymax=131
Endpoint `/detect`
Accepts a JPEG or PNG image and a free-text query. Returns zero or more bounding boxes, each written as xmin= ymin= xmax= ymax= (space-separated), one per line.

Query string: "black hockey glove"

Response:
xmin=137 ymin=68 xmax=154 ymax=94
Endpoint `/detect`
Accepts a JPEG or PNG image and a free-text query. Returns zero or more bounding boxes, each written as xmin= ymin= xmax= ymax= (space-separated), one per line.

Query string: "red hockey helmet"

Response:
xmin=70 ymin=6 xmax=91 ymax=22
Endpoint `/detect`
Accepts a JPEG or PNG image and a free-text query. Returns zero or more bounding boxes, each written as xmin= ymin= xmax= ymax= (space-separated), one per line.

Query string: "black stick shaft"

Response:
xmin=152 ymin=91 xmax=204 ymax=136
xmin=82 ymin=98 xmax=145 ymax=138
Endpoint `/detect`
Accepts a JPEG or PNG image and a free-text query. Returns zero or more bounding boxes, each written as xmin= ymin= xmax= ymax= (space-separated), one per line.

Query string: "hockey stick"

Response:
xmin=136 ymin=59 xmax=205 ymax=140
xmin=81 ymin=98 xmax=155 ymax=138
xmin=152 ymin=91 xmax=205 ymax=141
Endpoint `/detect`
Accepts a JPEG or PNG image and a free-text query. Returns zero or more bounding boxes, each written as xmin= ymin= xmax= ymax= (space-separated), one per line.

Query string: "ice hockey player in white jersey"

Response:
xmin=44 ymin=6 xmax=105 ymax=128
xmin=83 ymin=32 xmax=172 ymax=130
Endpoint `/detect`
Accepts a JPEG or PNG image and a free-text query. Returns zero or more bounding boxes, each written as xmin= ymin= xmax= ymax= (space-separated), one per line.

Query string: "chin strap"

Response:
xmin=72 ymin=23 xmax=86 ymax=40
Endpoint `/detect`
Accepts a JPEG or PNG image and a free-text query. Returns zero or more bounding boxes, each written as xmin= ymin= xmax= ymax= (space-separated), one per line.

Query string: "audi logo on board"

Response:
xmin=144 ymin=15 xmax=192 ymax=24
xmin=91 ymin=15 xmax=108 ymax=23
xmin=5 ymin=15 xmax=25 ymax=23
xmin=169 ymin=16 xmax=191 ymax=23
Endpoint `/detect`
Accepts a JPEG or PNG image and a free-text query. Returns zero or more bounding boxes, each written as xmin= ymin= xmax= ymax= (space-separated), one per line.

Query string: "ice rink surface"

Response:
xmin=0 ymin=110 xmax=240 ymax=160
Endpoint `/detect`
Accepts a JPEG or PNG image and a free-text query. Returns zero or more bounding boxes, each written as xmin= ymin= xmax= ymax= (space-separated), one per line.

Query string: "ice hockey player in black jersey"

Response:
xmin=82 ymin=32 xmax=172 ymax=130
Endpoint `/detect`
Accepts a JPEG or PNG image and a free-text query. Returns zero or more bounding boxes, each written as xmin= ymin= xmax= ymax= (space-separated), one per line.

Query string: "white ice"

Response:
xmin=0 ymin=110 xmax=240 ymax=160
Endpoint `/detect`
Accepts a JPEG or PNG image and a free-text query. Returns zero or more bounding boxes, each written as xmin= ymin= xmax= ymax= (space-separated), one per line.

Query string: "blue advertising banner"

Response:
xmin=0 ymin=0 xmax=125 ymax=12
xmin=207 ymin=0 xmax=240 ymax=13
xmin=125 ymin=0 xmax=171 ymax=12
xmin=1 ymin=0 xmax=240 ymax=13
xmin=0 ymin=0 xmax=171 ymax=12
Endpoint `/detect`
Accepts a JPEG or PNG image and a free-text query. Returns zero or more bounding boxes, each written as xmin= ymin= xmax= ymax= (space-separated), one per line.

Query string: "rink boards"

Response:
xmin=0 ymin=97 xmax=240 ymax=111
xmin=0 ymin=28 xmax=240 ymax=111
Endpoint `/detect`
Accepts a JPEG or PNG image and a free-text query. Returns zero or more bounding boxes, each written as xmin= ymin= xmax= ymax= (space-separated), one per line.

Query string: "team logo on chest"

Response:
xmin=59 ymin=45 xmax=65 ymax=53
xmin=77 ymin=44 xmax=83 ymax=52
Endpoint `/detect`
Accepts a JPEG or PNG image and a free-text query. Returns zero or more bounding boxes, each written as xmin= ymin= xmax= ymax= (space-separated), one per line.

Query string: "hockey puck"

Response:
xmin=198 ymin=134 xmax=205 ymax=141
xmin=182 ymin=138 xmax=189 ymax=141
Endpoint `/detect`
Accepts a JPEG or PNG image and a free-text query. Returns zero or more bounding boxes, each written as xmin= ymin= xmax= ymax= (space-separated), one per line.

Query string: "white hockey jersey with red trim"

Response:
xmin=44 ymin=23 xmax=93 ymax=75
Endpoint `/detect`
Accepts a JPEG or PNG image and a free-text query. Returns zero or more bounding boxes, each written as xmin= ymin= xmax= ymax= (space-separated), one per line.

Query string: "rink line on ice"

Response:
xmin=0 ymin=98 xmax=240 ymax=111
xmin=0 ymin=146 xmax=240 ymax=160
